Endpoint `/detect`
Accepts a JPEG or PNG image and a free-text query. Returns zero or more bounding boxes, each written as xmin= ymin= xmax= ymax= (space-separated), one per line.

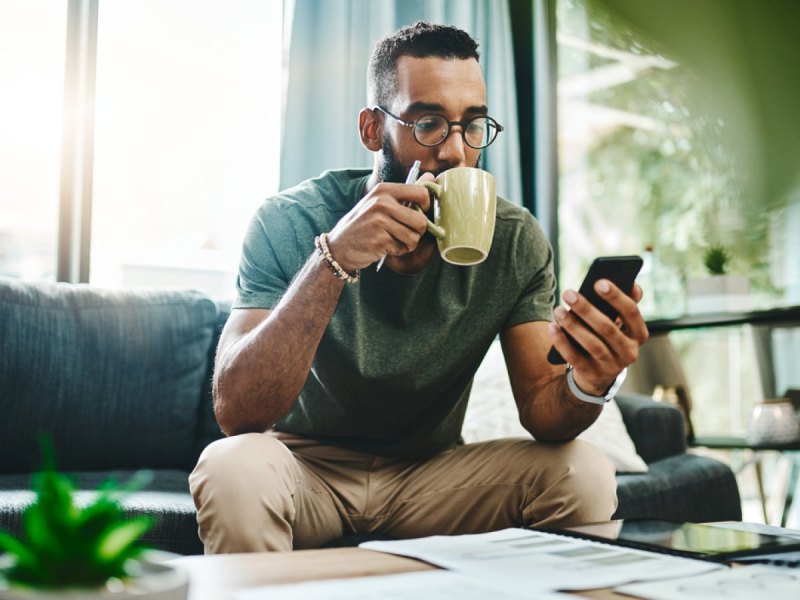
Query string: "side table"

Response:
xmin=167 ymin=547 xmax=623 ymax=599
xmin=692 ymin=435 xmax=800 ymax=527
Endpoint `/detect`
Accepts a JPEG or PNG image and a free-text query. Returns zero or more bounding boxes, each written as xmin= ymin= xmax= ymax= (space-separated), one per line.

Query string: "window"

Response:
xmin=0 ymin=1 xmax=68 ymax=280
xmin=89 ymin=0 xmax=283 ymax=299
xmin=554 ymin=0 xmax=800 ymax=436
xmin=555 ymin=0 xmax=799 ymax=317
xmin=1 ymin=0 xmax=282 ymax=298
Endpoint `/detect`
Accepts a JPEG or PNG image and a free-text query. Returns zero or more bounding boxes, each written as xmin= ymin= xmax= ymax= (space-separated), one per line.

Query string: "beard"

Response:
xmin=379 ymin=134 xmax=411 ymax=183
xmin=379 ymin=133 xmax=481 ymax=183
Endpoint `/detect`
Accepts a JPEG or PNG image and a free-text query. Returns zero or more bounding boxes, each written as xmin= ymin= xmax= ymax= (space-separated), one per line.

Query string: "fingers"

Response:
xmin=416 ymin=171 xmax=435 ymax=184
xmin=591 ymin=280 xmax=649 ymax=346
xmin=370 ymin=182 xmax=430 ymax=244
xmin=326 ymin=180 xmax=433 ymax=270
xmin=551 ymin=304 xmax=617 ymax=369
xmin=550 ymin=279 xmax=649 ymax=383
xmin=631 ymin=282 xmax=644 ymax=303
xmin=375 ymin=181 xmax=432 ymax=212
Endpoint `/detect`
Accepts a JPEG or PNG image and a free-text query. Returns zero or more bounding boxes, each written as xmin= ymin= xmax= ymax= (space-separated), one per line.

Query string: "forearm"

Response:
xmin=519 ymin=373 xmax=602 ymax=441
xmin=214 ymin=252 xmax=345 ymax=435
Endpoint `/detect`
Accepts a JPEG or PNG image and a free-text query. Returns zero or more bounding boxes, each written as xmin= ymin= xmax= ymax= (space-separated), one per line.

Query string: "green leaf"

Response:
xmin=23 ymin=503 xmax=64 ymax=557
xmin=109 ymin=470 xmax=153 ymax=497
xmin=96 ymin=518 xmax=153 ymax=562
xmin=0 ymin=531 xmax=38 ymax=568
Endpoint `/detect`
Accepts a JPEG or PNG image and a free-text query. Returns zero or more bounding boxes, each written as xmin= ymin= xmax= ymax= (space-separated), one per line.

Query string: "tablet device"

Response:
xmin=537 ymin=519 xmax=800 ymax=561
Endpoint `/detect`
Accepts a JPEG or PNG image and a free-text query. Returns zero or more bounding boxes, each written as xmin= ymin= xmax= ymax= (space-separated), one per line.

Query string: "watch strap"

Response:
xmin=566 ymin=365 xmax=628 ymax=405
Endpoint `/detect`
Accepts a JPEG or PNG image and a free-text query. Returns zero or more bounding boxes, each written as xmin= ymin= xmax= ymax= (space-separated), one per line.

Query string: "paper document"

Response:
xmin=234 ymin=570 xmax=571 ymax=600
xmin=616 ymin=564 xmax=800 ymax=600
xmin=361 ymin=528 xmax=721 ymax=591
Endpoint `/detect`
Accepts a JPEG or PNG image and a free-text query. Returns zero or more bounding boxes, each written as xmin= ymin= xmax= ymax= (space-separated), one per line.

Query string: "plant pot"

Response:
xmin=686 ymin=274 xmax=750 ymax=314
xmin=0 ymin=561 xmax=188 ymax=600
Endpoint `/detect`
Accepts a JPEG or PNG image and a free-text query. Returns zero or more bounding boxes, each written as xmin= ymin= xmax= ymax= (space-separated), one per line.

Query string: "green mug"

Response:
xmin=418 ymin=167 xmax=497 ymax=266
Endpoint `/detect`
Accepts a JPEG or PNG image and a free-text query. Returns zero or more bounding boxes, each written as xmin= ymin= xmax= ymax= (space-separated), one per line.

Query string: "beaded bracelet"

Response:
xmin=314 ymin=232 xmax=360 ymax=284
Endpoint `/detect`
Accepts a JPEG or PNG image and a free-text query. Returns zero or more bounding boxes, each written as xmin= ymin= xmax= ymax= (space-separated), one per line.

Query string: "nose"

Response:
xmin=435 ymin=126 xmax=468 ymax=167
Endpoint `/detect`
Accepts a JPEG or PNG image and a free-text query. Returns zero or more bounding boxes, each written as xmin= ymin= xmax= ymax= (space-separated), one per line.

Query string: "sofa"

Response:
xmin=0 ymin=277 xmax=741 ymax=556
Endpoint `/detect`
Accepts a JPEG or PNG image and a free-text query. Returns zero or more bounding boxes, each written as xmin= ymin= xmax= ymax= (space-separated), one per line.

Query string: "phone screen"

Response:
xmin=548 ymin=256 xmax=643 ymax=365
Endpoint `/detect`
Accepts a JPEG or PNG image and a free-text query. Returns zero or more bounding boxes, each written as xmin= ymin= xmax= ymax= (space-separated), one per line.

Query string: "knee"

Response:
xmin=528 ymin=439 xmax=617 ymax=526
xmin=190 ymin=433 xmax=296 ymax=502
xmin=557 ymin=440 xmax=617 ymax=506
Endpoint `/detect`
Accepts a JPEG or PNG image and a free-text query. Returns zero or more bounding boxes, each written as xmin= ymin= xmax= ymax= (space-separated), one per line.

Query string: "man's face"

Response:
xmin=378 ymin=56 xmax=486 ymax=183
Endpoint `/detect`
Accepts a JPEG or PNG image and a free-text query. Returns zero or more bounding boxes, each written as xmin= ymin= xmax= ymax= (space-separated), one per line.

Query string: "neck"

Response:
xmin=366 ymin=170 xmax=381 ymax=193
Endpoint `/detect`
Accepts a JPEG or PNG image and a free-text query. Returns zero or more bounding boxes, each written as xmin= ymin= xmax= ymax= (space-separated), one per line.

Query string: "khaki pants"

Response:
xmin=189 ymin=432 xmax=617 ymax=554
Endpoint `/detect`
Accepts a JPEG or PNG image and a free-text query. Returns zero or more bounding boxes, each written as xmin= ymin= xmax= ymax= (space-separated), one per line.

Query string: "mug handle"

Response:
xmin=417 ymin=182 xmax=446 ymax=239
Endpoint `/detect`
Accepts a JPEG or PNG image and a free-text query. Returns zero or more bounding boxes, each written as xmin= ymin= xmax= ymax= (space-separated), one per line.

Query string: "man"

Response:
xmin=190 ymin=22 xmax=648 ymax=554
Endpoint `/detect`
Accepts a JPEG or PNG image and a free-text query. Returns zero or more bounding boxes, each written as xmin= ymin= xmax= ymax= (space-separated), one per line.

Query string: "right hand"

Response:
xmin=326 ymin=173 xmax=435 ymax=272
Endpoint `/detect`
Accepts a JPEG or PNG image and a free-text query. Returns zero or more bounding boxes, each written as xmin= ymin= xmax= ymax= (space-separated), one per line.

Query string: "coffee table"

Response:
xmin=168 ymin=547 xmax=619 ymax=599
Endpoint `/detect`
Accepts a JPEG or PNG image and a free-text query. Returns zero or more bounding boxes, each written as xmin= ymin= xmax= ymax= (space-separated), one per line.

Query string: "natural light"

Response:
xmin=1 ymin=1 xmax=283 ymax=296
xmin=88 ymin=0 xmax=283 ymax=299
xmin=0 ymin=1 xmax=67 ymax=280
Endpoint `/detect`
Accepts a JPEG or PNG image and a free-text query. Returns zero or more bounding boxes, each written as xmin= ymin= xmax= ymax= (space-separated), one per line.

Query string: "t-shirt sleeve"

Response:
xmin=233 ymin=201 xmax=303 ymax=310
xmin=503 ymin=211 xmax=556 ymax=329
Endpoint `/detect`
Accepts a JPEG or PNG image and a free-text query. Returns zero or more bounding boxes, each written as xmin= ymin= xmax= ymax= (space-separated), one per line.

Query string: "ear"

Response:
xmin=359 ymin=108 xmax=383 ymax=152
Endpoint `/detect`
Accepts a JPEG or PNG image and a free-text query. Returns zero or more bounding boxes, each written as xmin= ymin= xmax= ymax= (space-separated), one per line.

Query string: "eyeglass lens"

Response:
xmin=414 ymin=115 xmax=498 ymax=149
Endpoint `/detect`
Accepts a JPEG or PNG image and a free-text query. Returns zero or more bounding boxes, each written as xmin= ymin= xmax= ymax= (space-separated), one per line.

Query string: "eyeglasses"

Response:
xmin=374 ymin=106 xmax=504 ymax=150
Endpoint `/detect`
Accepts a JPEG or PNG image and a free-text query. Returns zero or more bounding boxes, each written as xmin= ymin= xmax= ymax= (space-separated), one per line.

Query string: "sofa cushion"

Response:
xmin=615 ymin=452 xmax=742 ymax=522
xmin=615 ymin=393 xmax=688 ymax=463
xmin=0 ymin=278 xmax=217 ymax=473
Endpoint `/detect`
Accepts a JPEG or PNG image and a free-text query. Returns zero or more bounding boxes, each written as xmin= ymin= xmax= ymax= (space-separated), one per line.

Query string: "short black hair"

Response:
xmin=367 ymin=21 xmax=480 ymax=107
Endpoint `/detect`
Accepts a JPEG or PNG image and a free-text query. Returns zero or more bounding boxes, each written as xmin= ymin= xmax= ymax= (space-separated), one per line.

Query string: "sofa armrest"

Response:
xmin=615 ymin=393 xmax=687 ymax=463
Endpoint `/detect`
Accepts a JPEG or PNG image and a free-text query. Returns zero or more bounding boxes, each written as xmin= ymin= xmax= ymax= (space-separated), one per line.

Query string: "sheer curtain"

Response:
xmin=280 ymin=0 xmax=522 ymax=205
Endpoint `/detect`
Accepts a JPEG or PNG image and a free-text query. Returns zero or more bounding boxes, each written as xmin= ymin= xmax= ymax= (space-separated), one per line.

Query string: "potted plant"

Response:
xmin=0 ymin=443 xmax=188 ymax=599
xmin=686 ymin=244 xmax=750 ymax=313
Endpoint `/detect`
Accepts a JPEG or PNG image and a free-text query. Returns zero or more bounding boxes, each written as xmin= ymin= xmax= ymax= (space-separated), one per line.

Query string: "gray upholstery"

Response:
xmin=0 ymin=278 xmax=221 ymax=555
xmin=0 ymin=278 xmax=217 ymax=473
xmin=0 ymin=278 xmax=741 ymax=555
xmin=615 ymin=394 xmax=688 ymax=462
xmin=616 ymin=454 xmax=742 ymax=522
xmin=615 ymin=394 xmax=742 ymax=522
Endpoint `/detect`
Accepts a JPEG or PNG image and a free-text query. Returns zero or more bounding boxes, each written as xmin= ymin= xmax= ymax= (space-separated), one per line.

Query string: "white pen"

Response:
xmin=375 ymin=159 xmax=422 ymax=272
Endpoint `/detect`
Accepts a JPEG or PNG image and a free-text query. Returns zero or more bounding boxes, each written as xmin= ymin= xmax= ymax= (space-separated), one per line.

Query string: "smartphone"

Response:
xmin=547 ymin=255 xmax=643 ymax=365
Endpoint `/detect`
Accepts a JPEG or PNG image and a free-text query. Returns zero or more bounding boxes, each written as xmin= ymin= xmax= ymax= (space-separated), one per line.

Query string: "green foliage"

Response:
xmin=556 ymin=0 xmax=788 ymax=309
xmin=704 ymin=245 xmax=730 ymax=275
xmin=0 ymin=439 xmax=154 ymax=590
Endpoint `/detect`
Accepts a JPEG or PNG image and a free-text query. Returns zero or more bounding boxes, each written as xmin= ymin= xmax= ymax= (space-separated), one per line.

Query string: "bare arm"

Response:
xmin=213 ymin=256 xmax=345 ymax=435
xmin=501 ymin=281 xmax=648 ymax=441
xmin=213 ymin=181 xmax=432 ymax=436
xmin=501 ymin=321 xmax=602 ymax=440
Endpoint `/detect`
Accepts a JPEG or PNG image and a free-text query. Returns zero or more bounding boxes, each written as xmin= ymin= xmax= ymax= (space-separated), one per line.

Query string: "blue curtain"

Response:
xmin=280 ymin=0 xmax=523 ymax=206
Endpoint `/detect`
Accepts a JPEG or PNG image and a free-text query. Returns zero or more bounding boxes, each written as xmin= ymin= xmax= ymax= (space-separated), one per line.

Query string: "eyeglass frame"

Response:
xmin=372 ymin=106 xmax=504 ymax=150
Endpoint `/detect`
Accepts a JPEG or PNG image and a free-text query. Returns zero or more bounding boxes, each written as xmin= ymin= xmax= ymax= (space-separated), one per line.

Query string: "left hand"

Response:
xmin=548 ymin=280 xmax=649 ymax=396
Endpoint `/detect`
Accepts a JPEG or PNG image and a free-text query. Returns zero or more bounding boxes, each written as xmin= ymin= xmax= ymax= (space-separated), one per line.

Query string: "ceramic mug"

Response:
xmin=416 ymin=167 xmax=496 ymax=266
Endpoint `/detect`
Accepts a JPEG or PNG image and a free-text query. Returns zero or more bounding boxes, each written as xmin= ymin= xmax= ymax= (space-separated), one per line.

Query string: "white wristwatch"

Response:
xmin=566 ymin=365 xmax=628 ymax=405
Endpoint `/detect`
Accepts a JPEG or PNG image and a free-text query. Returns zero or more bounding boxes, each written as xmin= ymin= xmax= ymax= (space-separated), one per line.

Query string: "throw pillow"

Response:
xmin=463 ymin=339 xmax=648 ymax=473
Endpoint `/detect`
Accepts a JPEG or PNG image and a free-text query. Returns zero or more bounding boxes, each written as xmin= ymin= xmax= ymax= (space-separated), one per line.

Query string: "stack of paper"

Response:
xmin=234 ymin=528 xmax=800 ymax=599
xmin=360 ymin=528 xmax=720 ymax=593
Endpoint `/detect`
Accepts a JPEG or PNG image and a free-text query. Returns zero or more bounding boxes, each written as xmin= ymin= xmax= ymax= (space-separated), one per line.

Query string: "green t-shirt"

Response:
xmin=235 ymin=168 xmax=555 ymax=458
